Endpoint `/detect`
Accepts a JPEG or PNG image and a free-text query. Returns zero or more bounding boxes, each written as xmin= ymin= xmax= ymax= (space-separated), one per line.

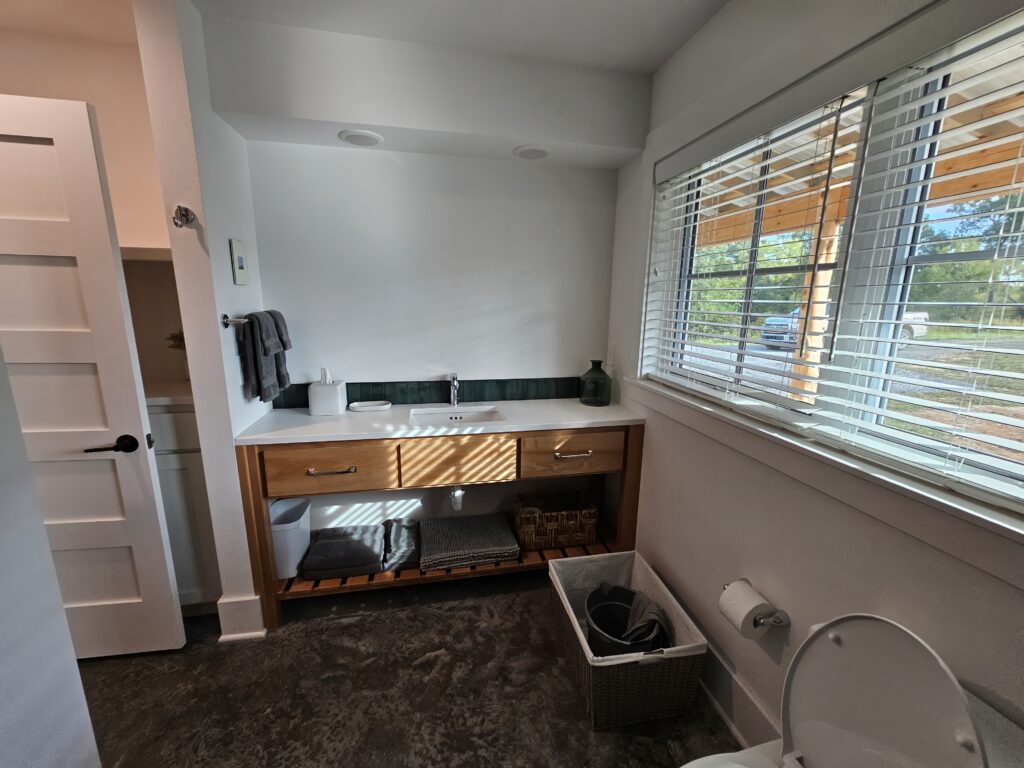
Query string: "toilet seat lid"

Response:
xmin=781 ymin=614 xmax=985 ymax=768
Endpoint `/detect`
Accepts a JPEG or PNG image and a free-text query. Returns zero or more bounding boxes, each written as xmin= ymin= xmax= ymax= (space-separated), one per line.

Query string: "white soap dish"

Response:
xmin=348 ymin=400 xmax=392 ymax=412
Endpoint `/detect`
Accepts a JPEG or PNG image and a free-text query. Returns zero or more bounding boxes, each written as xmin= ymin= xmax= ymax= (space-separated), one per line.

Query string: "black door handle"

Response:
xmin=83 ymin=434 xmax=140 ymax=454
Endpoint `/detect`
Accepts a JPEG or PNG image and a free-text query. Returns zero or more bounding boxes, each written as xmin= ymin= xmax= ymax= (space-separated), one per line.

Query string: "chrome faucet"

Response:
xmin=450 ymin=373 xmax=460 ymax=407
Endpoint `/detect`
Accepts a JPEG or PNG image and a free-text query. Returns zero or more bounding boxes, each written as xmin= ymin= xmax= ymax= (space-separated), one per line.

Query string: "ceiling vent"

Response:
xmin=338 ymin=129 xmax=384 ymax=147
xmin=513 ymin=144 xmax=549 ymax=160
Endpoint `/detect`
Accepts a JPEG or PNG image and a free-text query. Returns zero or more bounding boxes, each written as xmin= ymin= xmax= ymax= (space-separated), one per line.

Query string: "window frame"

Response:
xmin=641 ymin=20 xmax=1024 ymax=514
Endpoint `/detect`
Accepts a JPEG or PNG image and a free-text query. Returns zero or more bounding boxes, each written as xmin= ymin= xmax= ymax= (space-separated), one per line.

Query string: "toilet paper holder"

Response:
xmin=722 ymin=582 xmax=791 ymax=629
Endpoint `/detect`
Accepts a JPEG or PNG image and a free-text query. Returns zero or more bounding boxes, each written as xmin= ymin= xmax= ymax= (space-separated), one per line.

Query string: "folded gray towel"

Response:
xmin=250 ymin=311 xmax=283 ymax=356
xmin=267 ymin=309 xmax=292 ymax=350
xmin=266 ymin=309 xmax=291 ymax=389
xmin=383 ymin=519 xmax=419 ymax=571
xmin=237 ymin=321 xmax=258 ymax=400
xmin=420 ymin=513 xmax=520 ymax=571
xmin=238 ymin=317 xmax=280 ymax=402
xmin=273 ymin=349 xmax=290 ymax=390
xmin=302 ymin=526 xmax=384 ymax=580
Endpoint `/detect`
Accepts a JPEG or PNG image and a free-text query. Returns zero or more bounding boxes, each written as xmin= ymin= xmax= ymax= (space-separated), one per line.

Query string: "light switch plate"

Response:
xmin=229 ymin=239 xmax=249 ymax=285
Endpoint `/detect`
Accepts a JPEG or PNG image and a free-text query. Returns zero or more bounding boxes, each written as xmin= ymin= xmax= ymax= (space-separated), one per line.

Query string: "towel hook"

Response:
xmin=172 ymin=205 xmax=196 ymax=228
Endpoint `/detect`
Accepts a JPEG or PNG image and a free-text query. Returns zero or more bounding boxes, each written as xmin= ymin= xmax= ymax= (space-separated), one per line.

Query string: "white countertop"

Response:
xmin=234 ymin=399 xmax=643 ymax=445
xmin=144 ymin=380 xmax=194 ymax=407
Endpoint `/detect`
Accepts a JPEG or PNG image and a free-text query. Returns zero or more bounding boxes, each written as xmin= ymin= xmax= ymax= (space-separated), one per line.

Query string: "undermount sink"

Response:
xmin=408 ymin=405 xmax=506 ymax=426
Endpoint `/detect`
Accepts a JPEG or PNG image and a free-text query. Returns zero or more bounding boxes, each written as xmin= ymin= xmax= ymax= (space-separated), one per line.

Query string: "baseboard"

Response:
xmin=700 ymin=645 xmax=781 ymax=748
xmin=215 ymin=593 xmax=266 ymax=640
xmin=700 ymin=682 xmax=749 ymax=750
xmin=218 ymin=628 xmax=267 ymax=643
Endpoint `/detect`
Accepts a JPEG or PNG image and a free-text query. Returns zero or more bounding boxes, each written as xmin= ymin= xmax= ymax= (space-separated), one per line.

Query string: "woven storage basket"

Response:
xmin=514 ymin=492 xmax=597 ymax=550
xmin=549 ymin=551 xmax=706 ymax=730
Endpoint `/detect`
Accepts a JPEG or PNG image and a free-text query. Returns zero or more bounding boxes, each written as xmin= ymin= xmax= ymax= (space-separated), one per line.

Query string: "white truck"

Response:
xmin=760 ymin=308 xmax=929 ymax=349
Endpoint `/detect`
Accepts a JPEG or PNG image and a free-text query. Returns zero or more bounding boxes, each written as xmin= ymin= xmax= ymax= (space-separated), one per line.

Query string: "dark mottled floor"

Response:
xmin=79 ymin=572 xmax=737 ymax=768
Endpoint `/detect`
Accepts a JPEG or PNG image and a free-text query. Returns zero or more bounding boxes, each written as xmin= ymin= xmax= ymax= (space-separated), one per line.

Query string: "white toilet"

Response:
xmin=684 ymin=614 xmax=1024 ymax=768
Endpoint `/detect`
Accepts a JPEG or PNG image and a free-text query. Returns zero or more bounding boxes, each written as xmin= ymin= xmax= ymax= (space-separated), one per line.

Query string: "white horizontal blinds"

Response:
xmin=644 ymin=92 xmax=868 ymax=411
xmin=829 ymin=18 xmax=1024 ymax=498
xmin=644 ymin=11 xmax=1024 ymax=508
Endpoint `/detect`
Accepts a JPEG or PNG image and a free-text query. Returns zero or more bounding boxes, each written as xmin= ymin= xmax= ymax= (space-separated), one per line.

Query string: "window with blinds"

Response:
xmin=645 ymin=92 xmax=867 ymax=407
xmin=643 ymin=13 xmax=1024 ymax=507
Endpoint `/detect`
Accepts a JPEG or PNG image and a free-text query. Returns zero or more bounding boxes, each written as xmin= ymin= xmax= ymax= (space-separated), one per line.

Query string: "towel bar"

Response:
xmin=221 ymin=314 xmax=248 ymax=328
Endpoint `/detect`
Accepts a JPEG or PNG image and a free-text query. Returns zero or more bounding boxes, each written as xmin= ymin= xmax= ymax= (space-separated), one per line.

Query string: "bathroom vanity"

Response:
xmin=235 ymin=399 xmax=644 ymax=628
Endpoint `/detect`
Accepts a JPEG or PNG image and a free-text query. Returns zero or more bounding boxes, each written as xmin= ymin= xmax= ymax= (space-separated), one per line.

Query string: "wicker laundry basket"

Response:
xmin=514 ymin=492 xmax=598 ymax=550
xmin=549 ymin=551 xmax=707 ymax=730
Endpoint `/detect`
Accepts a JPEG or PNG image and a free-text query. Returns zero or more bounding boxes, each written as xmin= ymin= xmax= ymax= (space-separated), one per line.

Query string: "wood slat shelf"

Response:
xmin=276 ymin=542 xmax=611 ymax=600
xmin=237 ymin=424 xmax=644 ymax=629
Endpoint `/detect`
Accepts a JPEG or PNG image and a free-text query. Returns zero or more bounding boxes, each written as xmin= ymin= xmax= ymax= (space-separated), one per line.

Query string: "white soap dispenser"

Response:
xmin=308 ymin=367 xmax=347 ymax=416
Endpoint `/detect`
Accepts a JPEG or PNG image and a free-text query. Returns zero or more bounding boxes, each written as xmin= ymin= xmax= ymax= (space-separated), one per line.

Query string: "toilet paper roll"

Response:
xmin=719 ymin=580 xmax=773 ymax=638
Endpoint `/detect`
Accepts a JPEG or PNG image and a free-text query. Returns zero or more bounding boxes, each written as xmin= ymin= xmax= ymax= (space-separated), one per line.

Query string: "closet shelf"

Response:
xmin=276 ymin=542 xmax=611 ymax=600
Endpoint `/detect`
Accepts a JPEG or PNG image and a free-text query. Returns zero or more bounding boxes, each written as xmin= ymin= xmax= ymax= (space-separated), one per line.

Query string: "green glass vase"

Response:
xmin=579 ymin=360 xmax=611 ymax=406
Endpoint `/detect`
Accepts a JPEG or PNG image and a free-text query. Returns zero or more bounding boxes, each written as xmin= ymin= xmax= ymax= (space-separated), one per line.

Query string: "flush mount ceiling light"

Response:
xmin=338 ymin=129 xmax=384 ymax=147
xmin=513 ymin=144 xmax=550 ymax=160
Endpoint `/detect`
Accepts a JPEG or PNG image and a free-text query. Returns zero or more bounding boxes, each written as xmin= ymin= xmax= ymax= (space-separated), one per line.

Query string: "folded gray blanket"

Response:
xmin=302 ymin=526 xmax=384 ymax=579
xmin=383 ymin=518 xmax=419 ymax=571
xmin=419 ymin=513 xmax=520 ymax=570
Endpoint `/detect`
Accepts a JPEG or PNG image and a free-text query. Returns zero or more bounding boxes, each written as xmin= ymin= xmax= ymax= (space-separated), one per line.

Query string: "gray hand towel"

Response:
xmin=242 ymin=313 xmax=281 ymax=402
xmin=274 ymin=352 xmax=290 ymax=390
xmin=267 ymin=309 xmax=292 ymax=350
xmin=250 ymin=311 xmax=283 ymax=357
xmin=237 ymin=321 xmax=259 ymax=400
xmin=266 ymin=309 xmax=291 ymax=389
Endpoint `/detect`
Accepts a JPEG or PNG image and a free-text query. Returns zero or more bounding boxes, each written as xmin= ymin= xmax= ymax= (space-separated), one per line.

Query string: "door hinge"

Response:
xmin=172 ymin=205 xmax=196 ymax=228
xmin=146 ymin=433 xmax=155 ymax=449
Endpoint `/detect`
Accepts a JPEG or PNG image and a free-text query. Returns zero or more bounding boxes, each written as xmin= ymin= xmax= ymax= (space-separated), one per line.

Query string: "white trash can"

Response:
xmin=270 ymin=497 xmax=311 ymax=578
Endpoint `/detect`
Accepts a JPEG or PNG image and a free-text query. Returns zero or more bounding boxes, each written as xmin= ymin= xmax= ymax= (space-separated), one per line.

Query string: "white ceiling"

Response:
xmin=0 ymin=0 xmax=137 ymax=45
xmin=194 ymin=0 xmax=728 ymax=73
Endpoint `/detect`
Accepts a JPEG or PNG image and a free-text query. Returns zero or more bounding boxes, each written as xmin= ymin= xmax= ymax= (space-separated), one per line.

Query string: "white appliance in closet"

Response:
xmin=146 ymin=382 xmax=220 ymax=607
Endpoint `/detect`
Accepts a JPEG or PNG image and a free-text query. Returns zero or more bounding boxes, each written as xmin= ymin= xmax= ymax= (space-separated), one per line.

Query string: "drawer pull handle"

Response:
xmin=306 ymin=465 xmax=358 ymax=477
xmin=553 ymin=450 xmax=593 ymax=461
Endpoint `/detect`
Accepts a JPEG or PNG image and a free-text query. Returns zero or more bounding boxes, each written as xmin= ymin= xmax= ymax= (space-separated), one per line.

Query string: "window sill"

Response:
xmin=624 ymin=377 xmax=1024 ymax=590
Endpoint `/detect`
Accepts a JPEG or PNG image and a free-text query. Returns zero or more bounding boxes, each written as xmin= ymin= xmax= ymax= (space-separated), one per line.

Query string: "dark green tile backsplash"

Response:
xmin=272 ymin=377 xmax=581 ymax=409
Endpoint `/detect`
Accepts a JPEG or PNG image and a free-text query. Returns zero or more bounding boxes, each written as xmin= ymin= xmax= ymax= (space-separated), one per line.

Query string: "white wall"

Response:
xmin=176 ymin=5 xmax=269 ymax=435
xmin=649 ymin=0 xmax=933 ymax=129
xmin=132 ymin=0 xmax=266 ymax=640
xmin=0 ymin=350 xmax=100 ymax=768
xmin=200 ymin=14 xmax=650 ymax=165
xmin=608 ymin=0 xmax=1024 ymax=742
xmin=0 ymin=28 xmax=168 ymax=249
xmin=249 ymin=142 xmax=617 ymax=383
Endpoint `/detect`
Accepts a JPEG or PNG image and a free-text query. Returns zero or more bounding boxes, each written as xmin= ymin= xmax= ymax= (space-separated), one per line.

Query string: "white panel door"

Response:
xmin=0 ymin=94 xmax=184 ymax=657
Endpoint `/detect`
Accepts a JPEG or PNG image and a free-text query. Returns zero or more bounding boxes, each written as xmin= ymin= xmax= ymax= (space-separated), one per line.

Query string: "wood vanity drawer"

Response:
xmin=401 ymin=434 xmax=518 ymax=487
xmin=520 ymin=430 xmax=624 ymax=478
xmin=262 ymin=441 xmax=399 ymax=496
